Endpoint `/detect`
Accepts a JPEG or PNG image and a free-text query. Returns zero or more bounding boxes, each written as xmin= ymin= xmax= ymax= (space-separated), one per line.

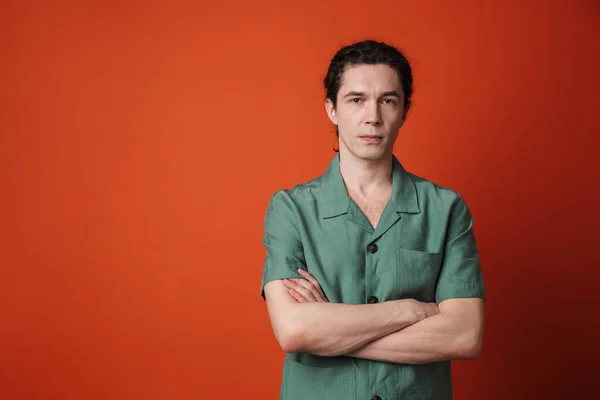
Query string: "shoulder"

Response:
xmin=406 ymin=171 xmax=470 ymax=214
xmin=267 ymin=172 xmax=326 ymax=208
xmin=263 ymin=172 xmax=326 ymax=229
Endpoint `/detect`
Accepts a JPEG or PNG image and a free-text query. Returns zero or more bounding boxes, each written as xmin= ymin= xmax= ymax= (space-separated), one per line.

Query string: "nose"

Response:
xmin=364 ymin=100 xmax=382 ymax=126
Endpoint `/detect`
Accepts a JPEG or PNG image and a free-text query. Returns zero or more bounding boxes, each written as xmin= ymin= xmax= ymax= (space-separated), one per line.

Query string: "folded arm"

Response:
xmin=347 ymin=297 xmax=484 ymax=364
xmin=284 ymin=272 xmax=484 ymax=364
xmin=263 ymin=275 xmax=438 ymax=357
xmin=261 ymin=191 xmax=485 ymax=362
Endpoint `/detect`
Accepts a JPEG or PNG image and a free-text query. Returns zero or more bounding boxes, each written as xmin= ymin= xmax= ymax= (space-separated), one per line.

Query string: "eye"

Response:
xmin=381 ymin=98 xmax=397 ymax=105
xmin=349 ymin=98 xmax=362 ymax=104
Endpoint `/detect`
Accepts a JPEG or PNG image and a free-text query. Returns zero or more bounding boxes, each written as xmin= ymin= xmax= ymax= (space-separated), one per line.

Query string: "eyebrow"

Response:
xmin=343 ymin=90 xmax=402 ymax=98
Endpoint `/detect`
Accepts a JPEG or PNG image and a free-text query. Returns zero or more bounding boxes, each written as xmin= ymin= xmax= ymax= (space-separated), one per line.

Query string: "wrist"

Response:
xmin=391 ymin=299 xmax=422 ymax=328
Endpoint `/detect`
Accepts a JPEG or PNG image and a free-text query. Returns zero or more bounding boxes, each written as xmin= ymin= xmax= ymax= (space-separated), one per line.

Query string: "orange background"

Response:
xmin=2 ymin=1 xmax=599 ymax=399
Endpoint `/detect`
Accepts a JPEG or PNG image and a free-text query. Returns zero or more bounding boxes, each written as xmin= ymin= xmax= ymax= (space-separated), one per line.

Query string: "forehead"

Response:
xmin=339 ymin=64 xmax=402 ymax=92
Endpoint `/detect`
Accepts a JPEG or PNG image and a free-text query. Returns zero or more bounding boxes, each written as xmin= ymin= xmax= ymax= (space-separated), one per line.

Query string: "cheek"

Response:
xmin=385 ymin=109 xmax=404 ymax=125
xmin=338 ymin=107 xmax=361 ymax=125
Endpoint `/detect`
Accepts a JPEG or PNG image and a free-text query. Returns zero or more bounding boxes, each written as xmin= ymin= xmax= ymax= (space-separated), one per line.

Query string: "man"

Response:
xmin=260 ymin=40 xmax=485 ymax=400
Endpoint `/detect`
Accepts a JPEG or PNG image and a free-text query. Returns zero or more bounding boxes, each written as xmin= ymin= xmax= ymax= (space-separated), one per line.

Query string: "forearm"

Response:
xmin=347 ymin=310 xmax=482 ymax=364
xmin=267 ymin=277 xmax=425 ymax=357
xmin=289 ymin=300 xmax=421 ymax=356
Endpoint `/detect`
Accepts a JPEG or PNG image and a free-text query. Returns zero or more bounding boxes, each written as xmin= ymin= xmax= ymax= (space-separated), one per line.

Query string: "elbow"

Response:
xmin=457 ymin=331 xmax=483 ymax=360
xmin=461 ymin=341 xmax=482 ymax=360
xmin=279 ymin=333 xmax=303 ymax=354
xmin=275 ymin=323 xmax=306 ymax=354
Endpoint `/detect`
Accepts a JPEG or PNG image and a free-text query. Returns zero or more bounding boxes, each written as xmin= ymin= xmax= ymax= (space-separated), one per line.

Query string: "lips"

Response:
xmin=359 ymin=135 xmax=383 ymax=143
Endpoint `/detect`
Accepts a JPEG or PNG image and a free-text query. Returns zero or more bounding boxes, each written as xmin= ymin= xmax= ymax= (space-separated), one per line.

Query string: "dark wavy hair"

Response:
xmin=323 ymin=40 xmax=414 ymax=150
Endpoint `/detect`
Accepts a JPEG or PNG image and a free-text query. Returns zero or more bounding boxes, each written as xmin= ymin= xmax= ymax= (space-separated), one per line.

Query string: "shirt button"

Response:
xmin=367 ymin=296 xmax=379 ymax=304
xmin=367 ymin=243 xmax=378 ymax=253
xmin=371 ymin=396 xmax=382 ymax=400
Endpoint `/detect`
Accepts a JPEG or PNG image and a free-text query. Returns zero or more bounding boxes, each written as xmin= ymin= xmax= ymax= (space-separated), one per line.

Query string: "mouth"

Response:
xmin=359 ymin=135 xmax=383 ymax=143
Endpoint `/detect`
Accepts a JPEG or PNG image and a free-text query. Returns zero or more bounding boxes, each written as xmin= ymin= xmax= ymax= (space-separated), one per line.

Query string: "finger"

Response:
xmin=292 ymin=277 xmax=327 ymax=302
xmin=289 ymin=279 xmax=320 ymax=301
xmin=282 ymin=278 xmax=310 ymax=296
xmin=297 ymin=269 xmax=328 ymax=300
xmin=289 ymin=278 xmax=323 ymax=302
xmin=285 ymin=278 xmax=319 ymax=302
xmin=288 ymin=288 xmax=306 ymax=303
xmin=297 ymin=269 xmax=324 ymax=296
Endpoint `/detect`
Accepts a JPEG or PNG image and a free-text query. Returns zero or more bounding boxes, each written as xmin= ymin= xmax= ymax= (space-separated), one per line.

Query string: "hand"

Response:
xmin=282 ymin=269 xmax=329 ymax=303
xmin=402 ymin=298 xmax=440 ymax=322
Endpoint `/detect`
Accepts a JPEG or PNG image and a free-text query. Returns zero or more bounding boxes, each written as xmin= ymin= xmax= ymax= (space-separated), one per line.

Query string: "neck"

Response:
xmin=338 ymin=150 xmax=393 ymax=196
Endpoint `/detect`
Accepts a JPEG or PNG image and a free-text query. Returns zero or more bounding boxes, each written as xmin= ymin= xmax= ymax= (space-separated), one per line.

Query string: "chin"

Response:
xmin=339 ymin=138 xmax=392 ymax=161
xmin=349 ymin=147 xmax=389 ymax=162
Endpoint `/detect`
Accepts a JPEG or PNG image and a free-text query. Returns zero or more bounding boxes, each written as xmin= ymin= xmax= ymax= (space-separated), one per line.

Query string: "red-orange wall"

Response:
xmin=2 ymin=1 xmax=599 ymax=399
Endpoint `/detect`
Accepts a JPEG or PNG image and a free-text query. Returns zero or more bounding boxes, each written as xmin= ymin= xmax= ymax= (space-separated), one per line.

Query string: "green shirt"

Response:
xmin=260 ymin=153 xmax=486 ymax=400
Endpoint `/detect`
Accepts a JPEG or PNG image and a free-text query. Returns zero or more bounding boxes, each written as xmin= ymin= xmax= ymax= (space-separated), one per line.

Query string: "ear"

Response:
xmin=324 ymin=98 xmax=338 ymax=125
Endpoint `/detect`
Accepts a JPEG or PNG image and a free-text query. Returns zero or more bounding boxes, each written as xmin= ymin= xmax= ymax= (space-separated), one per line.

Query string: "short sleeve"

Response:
xmin=435 ymin=196 xmax=486 ymax=303
xmin=260 ymin=190 xmax=306 ymax=300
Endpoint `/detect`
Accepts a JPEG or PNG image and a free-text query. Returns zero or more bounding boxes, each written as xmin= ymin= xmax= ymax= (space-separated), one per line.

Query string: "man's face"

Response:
xmin=325 ymin=64 xmax=407 ymax=162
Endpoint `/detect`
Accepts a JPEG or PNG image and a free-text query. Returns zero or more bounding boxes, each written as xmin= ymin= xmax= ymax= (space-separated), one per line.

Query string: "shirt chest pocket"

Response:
xmin=395 ymin=248 xmax=443 ymax=303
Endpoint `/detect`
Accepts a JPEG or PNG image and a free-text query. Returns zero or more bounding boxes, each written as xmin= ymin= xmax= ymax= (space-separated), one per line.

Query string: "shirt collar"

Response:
xmin=319 ymin=153 xmax=421 ymax=218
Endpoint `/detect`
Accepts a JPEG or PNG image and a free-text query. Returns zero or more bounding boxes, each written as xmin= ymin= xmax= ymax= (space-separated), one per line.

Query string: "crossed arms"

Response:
xmin=262 ymin=191 xmax=485 ymax=365
xmin=263 ymin=270 xmax=484 ymax=365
